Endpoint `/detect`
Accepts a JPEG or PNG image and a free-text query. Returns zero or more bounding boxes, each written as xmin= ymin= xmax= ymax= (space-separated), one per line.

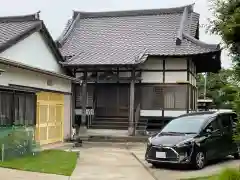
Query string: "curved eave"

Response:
xmin=183 ymin=32 xmax=220 ymax=50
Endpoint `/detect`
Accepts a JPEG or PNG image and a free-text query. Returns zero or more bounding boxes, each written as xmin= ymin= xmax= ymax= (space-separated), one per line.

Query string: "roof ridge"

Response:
xmin=182 ymin=32 xmax=220 ymax=50
xmin=0 ymin=11 xmax=41 ymax=22
xmin=73 ymin=4 xmax=194 ymax=19
xmin=57 ymin=13 xmax=81 ymax=46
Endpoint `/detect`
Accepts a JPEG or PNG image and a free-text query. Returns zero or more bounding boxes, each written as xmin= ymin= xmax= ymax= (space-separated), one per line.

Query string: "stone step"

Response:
xmin=95 ymin=117 xmax=128 ymax=122
xmin=89 ymin=124 xmax=128 ymax=130
xmin=91 ymin=121 xmax=129 ymax=125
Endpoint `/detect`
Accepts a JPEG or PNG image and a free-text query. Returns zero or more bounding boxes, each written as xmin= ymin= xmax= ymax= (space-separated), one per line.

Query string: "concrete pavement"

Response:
xmin=70 ymin=145 xmax=155 ymax=180
xmin=130 ymin=143 xmax=240 ymax=180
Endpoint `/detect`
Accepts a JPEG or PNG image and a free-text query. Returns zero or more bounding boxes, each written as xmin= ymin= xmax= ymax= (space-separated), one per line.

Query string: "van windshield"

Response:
xmin=161 ymin=115 xmax=210 ymax=134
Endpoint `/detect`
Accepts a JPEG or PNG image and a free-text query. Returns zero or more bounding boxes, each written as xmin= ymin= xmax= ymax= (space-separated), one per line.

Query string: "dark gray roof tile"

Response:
xmin=0 ymin=13 xmax=42 ymax=52
xmin=58 ymin=5 xmax=220 ymax=66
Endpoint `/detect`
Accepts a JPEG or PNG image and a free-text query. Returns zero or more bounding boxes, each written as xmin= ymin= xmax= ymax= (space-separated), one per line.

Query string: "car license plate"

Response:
xmin=156 ymin=152 xmax=166 ymax=158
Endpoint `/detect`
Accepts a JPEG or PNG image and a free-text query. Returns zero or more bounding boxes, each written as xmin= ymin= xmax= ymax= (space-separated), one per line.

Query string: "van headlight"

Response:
xmin=147 ymin=137 xmax=152 ymax=146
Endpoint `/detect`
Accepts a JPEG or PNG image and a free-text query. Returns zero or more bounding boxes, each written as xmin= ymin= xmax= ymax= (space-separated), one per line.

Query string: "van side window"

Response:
xmin=204 ymin=119 xmax=220 ymax=132
xmin=219 ymin=114 xmax=231 ymax=128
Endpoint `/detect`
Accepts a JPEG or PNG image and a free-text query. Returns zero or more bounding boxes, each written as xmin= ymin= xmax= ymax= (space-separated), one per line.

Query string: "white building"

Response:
xmin=0 ymin=13 xmax=76 ymax=145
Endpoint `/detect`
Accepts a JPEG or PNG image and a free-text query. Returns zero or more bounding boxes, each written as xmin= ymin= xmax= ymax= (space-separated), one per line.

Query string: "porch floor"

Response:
xmin=79 ymin=129 xmax=148 ymax=143
xmin=86 ymin=129 xmax=128 ymax=137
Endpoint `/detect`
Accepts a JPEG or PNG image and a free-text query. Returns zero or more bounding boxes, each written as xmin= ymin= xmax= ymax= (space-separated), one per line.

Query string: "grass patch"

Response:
xmin=180 ymin=175 xmax=216 ymax=180
xmin=0 ymin=150 xmax=78 ymax=176
xmin=181 ymin=168 xmax=240 ymax=180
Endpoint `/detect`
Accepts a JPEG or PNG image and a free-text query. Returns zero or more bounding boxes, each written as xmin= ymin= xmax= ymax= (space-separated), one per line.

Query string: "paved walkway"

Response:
xmin=70 ymin=145 xmax=155 ymax=180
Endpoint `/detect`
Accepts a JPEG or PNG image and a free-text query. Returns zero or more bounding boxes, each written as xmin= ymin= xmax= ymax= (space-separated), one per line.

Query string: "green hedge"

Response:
xmin=0 ymin=126 xmax=40 ymax=161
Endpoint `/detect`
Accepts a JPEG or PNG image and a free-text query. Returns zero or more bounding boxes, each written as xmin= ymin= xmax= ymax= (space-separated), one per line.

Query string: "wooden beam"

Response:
xmin=80 ymin=70 xmax=87 ymax=134
xmin=128 ymin=68 xmax=135 ymax=136
xmin=162 ymin=58 xmax=165 ymax=117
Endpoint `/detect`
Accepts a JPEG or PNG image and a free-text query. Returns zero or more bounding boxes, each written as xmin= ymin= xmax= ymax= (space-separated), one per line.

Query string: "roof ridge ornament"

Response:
xmin=176 ymin=6 xmax=189 ymax=45
xmin=135 ymin=49 xmax=148 ymax=63
xmin=34 ymin=11 xmax=41 ymax=20
xmin=57 ymin=12 xmax=81 ymax=46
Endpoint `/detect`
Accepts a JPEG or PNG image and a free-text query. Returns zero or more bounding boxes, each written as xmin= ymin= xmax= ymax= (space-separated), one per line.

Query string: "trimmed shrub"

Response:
xmin=0 ymin=126 xmax=40 ymax=161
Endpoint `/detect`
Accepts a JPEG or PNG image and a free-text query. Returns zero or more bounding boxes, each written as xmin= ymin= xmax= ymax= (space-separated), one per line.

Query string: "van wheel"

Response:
xmin=151 ymin=163 xmax=160 ymax=168
xmin=192 ymin=150 xmax=206 ymax=170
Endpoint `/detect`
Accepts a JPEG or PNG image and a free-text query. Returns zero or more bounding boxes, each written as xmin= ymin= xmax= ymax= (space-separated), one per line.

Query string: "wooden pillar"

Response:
xmin=186 ymin=59 xmax=190 ymax=113
xmin=80 ymin=70 xmax=87 ymax=134
xmin=128 ymin=68 xmax=135 ymax=136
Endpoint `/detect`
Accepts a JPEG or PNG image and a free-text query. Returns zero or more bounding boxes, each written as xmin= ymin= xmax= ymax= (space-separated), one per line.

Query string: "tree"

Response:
xmin=197 ymin=69 xmax=237 ymax=109
xmin=209 ymin=0 xmax=240 ymax=55
xmin=209 ymin=0 xmax=240 ymax=140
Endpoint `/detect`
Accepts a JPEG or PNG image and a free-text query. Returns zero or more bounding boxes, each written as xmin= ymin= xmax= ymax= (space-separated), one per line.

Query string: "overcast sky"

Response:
xmin=0 ymin=0 xmax=232 ymax=68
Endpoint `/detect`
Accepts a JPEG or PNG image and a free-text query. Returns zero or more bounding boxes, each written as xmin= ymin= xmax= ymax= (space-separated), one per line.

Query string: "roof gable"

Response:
xmin=0 ymin=12 xmax=63 ymax=63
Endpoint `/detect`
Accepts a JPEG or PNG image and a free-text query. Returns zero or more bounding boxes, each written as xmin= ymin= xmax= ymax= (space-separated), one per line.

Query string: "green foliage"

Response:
xmin=197 ymin=69 xmax=237 ymax=109
xmin=0 ymin=126 xmax=40 ymax=161
xmin=209 ymin=0 xmax=240 ymax=55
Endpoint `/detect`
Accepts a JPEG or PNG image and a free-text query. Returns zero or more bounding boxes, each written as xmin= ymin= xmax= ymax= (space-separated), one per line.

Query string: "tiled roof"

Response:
xmin=57 ymin=5 xmax=221 ymax=67
xmin=0 ymin=13 xmax=42 ymax=52
xmin=63 ymin=48 xmax=148 ymax=65
xmin=0 ymin=12 xmax=64 ymax=62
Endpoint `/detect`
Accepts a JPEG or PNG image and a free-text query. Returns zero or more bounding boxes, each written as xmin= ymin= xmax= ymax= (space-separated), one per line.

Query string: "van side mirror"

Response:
xmin=206 ymin=128 xmax=212 ymax=134
xmin=206 ymin=128 xmax=212 ymax=133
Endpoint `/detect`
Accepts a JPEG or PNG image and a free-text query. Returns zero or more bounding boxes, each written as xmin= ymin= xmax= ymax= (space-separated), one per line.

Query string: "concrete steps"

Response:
xmin=89 ymin=116 xmax=129 ymax=130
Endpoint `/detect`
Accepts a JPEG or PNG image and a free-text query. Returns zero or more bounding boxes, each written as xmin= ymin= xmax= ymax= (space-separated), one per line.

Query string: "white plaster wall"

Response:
xmin=141 ymin=57 xmax=188 ymax=83
xmin=164 ymin=110 xmax=187 ymax=117
xmin=64 ymin=95 xmax=72 ymax=140
xmin=140 ymin=110 xmax=162 ymax=117
xmin=140 ymin=110 xmax=187 ymax=117
xmin=141 ymin=57 xmax=163 ymax=70
xmin=165 ymin=58 xmax=187 ymax=70
xmin=0 ymin=32 xmax=64 ymax=74
xmin=165 ymin=71 xmax=187 ymax=83
xmin=0 ymin=64 xmax=71 ymax=93
xmin=141 ymin=72 xmax=163 ymax=83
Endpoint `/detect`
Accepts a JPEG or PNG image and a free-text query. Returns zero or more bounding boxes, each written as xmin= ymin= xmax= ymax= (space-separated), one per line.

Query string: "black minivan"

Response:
xmin=145 ymin=111 xmax=239 ymax=169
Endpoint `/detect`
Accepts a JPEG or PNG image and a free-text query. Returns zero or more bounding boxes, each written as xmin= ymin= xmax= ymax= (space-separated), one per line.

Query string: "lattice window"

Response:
xmin=141 ymin=85 xmax=187 ymax=110
xmin=141 ymin=86 xmax=164 ymax=110
xmin=0 ymin=91 xmax=13 ymax=126
xmin=0 ymin=91 xmax=35 ymax=126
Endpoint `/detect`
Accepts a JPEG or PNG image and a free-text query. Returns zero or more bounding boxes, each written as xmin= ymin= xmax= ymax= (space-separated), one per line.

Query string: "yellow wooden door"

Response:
xmin=35 ymin=92 xmax=64 ymax=145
